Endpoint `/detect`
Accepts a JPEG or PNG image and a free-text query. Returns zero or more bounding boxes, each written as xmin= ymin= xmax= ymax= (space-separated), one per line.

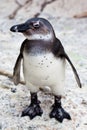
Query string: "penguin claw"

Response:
xmin=21 ymin=103 xmax=43 ymax=119
xmin=49 ymin=105 xmax=71 ymax=123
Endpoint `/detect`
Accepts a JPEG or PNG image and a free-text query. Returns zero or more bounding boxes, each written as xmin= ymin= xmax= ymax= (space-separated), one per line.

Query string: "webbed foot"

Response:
xmin=50 ymin=104 xmax=71 ymax=122
xmin=21 ymin=102 xmax=43 ymax=119
xmin=49 ymin=95 xmax=71 ymax=123
xmin=21 ymin=92 xmax=43 ymax=119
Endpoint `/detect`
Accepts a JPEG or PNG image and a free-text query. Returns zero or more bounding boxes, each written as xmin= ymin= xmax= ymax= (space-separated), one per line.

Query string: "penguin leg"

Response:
xmin=49 ymin=96 xmax=71 ymax=123
xmin=21 ymin=93 xmax=43 ymax=119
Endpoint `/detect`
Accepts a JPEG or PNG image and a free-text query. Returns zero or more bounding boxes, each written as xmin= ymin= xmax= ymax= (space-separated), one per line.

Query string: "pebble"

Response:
xmin=11 ymin=88 xmax=17 ymax=93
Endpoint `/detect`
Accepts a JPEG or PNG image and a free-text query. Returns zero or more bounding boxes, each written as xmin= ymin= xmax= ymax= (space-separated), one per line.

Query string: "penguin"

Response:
xmin=10 ymin=17 xmax=82 ymax=123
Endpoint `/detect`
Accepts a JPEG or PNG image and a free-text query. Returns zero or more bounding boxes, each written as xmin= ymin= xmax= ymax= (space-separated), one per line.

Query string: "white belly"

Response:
xmin=23 ymin=52 xmax=66 ymax=95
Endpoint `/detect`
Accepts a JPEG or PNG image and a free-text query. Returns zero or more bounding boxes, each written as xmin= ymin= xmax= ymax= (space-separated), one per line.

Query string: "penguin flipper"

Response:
xmin=64 ymin=53 xmax=82 ymax=88
xmin=52 ymin=38 xmax=82 ymax=88
xmin=13 ymin=53 xmax=22 ymax=85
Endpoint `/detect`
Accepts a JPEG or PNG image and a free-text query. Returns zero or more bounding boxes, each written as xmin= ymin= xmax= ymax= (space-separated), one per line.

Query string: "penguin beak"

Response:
xmin=10 ymin=23 xmax=30 ymax=32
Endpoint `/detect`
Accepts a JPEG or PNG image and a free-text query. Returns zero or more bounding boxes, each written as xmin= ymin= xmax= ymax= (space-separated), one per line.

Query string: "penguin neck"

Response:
xmin=27 ymin=39 xmax=54 ymax=49
xmin=24 ymin=38 xmax=56 ymax=55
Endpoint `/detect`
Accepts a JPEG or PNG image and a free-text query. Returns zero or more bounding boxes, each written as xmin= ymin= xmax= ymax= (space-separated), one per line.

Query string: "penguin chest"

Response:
xmin=23 ymin=52 xmax=65 ymax=86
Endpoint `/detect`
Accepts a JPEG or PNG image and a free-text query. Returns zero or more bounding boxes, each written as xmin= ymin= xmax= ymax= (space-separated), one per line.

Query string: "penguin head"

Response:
xmin=10 ymin=18 xmax=55 ymax=41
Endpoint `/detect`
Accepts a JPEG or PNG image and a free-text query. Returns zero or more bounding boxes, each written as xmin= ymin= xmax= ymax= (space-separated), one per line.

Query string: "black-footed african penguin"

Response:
xmin=10 ymin=17 xmax=82 ymax=123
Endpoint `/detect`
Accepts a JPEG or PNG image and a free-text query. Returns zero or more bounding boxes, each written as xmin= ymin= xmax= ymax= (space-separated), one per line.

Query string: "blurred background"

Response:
xmin=0 ymin=0 xmax=87 ymax=130
xmin=0 ymin=0 xmax=87 ymax=19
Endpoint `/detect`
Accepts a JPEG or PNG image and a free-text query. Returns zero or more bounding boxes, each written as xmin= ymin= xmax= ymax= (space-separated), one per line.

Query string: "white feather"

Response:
xmin=24 ymin=33 xmax=52 ymax=41
xmin=23 ymin=52 xmax=66 ymax=95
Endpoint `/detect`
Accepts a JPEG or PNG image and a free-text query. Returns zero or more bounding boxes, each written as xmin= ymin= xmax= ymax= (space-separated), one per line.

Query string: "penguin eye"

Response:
xmin=33 ymin=22 xmax=40 ymax=29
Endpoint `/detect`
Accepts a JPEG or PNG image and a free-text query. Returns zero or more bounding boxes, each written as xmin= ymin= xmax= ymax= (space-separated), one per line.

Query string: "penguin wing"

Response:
xmin=63 ymin=53 xmax=82 ymax=88
xmin=52 ymin=38 xmax=82 ymax=88
xmin=13 ymin=53 xmax=22 ymax=85
xmin=13 ymin=39 xmax=27 ymax=85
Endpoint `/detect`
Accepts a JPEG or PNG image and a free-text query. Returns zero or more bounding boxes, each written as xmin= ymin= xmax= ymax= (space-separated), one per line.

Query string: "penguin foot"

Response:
xmin=21 ymin=102 xmax=43 ymax=119
xmin=49 ymin=105 xmax=71 ymax=123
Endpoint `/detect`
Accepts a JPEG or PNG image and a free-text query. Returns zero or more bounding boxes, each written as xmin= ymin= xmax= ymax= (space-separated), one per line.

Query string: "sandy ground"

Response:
xmin=0 ymin=1 xmax=87 ymax=130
